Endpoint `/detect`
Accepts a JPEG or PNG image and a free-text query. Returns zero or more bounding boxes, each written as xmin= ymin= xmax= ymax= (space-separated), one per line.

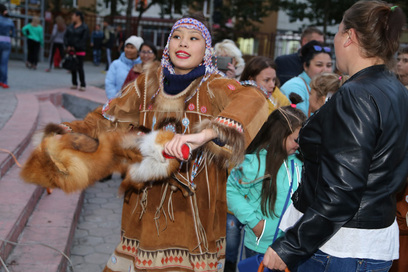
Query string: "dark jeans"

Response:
xmin=0 ymin=41 xmax=11 ymax=84
xmin=93 ymin=48 xmax=101 ymax=65
xmin=296 ymin=250 xmax=392 ymax=272
xmin=27 ymin=38 xmax=40 ymax=66
xmin=226 ymin=213 xmax=244 ymax=262
xmin=48 ymin=42 xmax=64 ymax=69
xmin=71 ymin=55 xmax=85 ymax=87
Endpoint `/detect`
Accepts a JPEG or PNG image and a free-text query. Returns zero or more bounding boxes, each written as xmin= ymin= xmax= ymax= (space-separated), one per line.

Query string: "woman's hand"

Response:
xmin=252 ymin=219 xmax=265 ymax=237
xmin=163 ymin=129 xmax=217 ymax=160
xmin=225 ymin=62 xmax=237 ymax=79
xmin=263 ymin=247 xmax=287 ymax=271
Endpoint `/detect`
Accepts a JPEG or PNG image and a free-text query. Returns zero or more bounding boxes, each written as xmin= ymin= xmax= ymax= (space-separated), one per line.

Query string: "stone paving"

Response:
xmin=69 ymin=174 xmax=123 ymax=272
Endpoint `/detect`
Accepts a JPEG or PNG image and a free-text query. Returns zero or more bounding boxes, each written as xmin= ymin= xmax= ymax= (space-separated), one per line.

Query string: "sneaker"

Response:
xmin=1 ymin=83 xmax=9 ymax=88
xmin=45 ymin=68 xmax=51 ymax=72
xmin=79 ymin=86 xmax=86 ymax=92
xmin=70 ymin=85 xmax=78 ymax=90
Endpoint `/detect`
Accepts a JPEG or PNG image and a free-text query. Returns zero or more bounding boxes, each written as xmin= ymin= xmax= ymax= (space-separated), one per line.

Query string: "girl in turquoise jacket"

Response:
xmin=227 ymin=103 xmax=306 ymax=258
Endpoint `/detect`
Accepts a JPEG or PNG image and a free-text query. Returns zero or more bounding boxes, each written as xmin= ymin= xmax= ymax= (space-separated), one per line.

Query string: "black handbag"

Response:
xmin=61 ymin=53 xmax=78 ymax=70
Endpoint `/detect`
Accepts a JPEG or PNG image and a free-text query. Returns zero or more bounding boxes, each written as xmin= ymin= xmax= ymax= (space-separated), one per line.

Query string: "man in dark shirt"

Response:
xmin=275 ymin=26 xmax=324 ymax=85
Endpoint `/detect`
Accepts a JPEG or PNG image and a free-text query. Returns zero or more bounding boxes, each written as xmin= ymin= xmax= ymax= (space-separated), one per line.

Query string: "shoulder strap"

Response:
xmin=272 ymin=159 xmax=295 ymax=242
xmin=298 ymin=76 xmax=311 ymax=95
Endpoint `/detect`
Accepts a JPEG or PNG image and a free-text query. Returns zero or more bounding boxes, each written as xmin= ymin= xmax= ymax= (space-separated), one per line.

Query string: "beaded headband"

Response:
xmin=156 ymin=17 xmax=219 ymax=102
xmin=161 ymin=17 xmax=214 ymax=74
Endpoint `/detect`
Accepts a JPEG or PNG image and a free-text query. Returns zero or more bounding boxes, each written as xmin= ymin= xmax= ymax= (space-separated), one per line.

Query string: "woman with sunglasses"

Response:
xmin=280 ymin=40 xmax=333 ymax=116
xmin=263 ymin=1 xmax=408 ymax=272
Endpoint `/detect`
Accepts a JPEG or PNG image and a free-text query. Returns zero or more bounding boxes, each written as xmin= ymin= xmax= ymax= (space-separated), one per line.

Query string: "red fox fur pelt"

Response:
xmin=20 ymin=123 xmax=181 ymax=193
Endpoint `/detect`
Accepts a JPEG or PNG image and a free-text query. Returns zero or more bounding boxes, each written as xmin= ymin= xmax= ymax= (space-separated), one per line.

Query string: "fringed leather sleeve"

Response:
xmin=196 ymin=78 xmax=268 ymax=167
xmin=61 ymin=65 xmax=159 ymax=137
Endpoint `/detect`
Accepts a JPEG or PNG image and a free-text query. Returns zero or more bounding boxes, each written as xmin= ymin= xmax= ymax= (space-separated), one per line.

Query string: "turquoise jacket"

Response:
xmin=227 ymin=150 xmax=302 ymax=253
xmin=280 ymin=71 xmax=311 ymax=116
xmin=22 ymin=23 xmax=44 ymax=46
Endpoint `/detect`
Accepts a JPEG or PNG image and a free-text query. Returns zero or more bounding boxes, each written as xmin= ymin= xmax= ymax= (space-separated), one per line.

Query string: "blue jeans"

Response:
xmin=296 ymin=250 xmax=392 ymax=272
xmin=93 ymin=49 xmax=101 ymax=65
xmin=226 ymin=213 xmax=244 ymax=262
xmin=0 ymin=41 xmax=11 ymax=84
xmin=245 ymin=246 xmax=260 ymax=259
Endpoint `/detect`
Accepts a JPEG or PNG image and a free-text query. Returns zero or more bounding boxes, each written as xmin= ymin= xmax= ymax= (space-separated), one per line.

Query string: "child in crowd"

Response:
xmin=227 ymin=97 xmax=306 ymax=261
xmin=308 ymin=72 xmax=348 ymax=115
xmin=240 ymin=56 xmax=290 ymax=114
xmin=224 ymin=56 xmax=291 ymax=272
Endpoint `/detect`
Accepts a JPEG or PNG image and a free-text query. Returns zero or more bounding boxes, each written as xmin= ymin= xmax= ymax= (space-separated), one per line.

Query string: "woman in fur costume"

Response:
xmin=23 ymin=13 xmax=268 ymax=271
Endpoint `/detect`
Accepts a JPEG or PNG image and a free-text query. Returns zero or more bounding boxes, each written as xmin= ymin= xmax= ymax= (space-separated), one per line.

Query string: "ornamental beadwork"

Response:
xmin=200 ymin=106 xmax=207 ymax=113
xmin=188 ymin=103 xmax=195 ymax=111
xmin=152 ymin=116 xmax=157 ymax=130
xmin=164 ymin=123 xmax=177 ymax=133
xmin=227 ymin=84 xmax=236 ymax=91
xmin=182 ymin=117 xmax=190 ymax=127
xmin=182 ymin=117 xmax=190 ymax=134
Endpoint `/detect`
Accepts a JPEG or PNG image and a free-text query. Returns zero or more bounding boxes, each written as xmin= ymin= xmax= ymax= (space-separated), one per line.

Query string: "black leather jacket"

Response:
xmin=272 ymin=65 xmax=408 ymax=269
xmin=64 ymin=23 xmax=89 ymax=52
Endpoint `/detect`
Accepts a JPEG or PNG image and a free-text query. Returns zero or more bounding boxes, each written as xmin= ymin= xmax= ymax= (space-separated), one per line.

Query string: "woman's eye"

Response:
xmin=172 ymin=35 xmax=180 ymax=39
xmin=190 ymin=36 xmax=199 ymax=41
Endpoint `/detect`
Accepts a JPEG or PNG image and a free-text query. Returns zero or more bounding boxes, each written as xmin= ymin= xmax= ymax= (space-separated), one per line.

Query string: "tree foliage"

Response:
xmin=209 ymin=0 xmax=280 ymax=42
xmin=279 ymin=0 xmax=408 ymax=36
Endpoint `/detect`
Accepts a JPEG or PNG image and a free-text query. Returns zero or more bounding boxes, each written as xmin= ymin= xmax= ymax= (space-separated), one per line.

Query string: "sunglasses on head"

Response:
xmin=313 ymin=45 xmax=331 ymax=53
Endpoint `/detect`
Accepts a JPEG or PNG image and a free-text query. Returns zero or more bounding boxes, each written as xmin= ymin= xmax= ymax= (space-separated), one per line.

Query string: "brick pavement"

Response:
xmin=69 ymin=175 xmax=123 ymax=272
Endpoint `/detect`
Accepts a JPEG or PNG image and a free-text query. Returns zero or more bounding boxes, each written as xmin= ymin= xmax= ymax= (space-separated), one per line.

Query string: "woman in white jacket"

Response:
xmin=105 ymin=35 xmax=143 ymax=99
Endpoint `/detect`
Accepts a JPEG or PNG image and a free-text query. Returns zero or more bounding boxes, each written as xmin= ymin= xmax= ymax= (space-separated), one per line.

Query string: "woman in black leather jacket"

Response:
xmin=263 ymin=1 xmax=408 ymax=272
xmin=64 ymin=10 xmax=89 ymax=91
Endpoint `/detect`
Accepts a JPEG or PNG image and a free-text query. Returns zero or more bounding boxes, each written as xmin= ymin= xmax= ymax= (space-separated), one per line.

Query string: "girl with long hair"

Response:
xmin=227 ymin=100 xmax=306 ymax=259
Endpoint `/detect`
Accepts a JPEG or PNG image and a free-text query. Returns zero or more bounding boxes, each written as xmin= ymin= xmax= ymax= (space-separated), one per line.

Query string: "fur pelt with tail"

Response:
xmin=20 ymin=124 xmax=181 ymax=194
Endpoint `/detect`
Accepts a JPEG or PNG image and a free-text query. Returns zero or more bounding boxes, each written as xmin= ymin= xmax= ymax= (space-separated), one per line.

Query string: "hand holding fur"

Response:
xmin=21 ymin=126 xmax=182 ymax=193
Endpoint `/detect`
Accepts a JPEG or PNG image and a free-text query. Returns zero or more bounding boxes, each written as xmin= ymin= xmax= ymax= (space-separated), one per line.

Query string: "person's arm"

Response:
xmin=63 ymin=27 xmax=70 ymax=50
xmin=227 ymin=159 xmax=265 ymax=235
xmin=105 ymin=63 xmax=118 ymax=100
xmin=90 ymin=31 xmax=95 ymax=46
xmin=21 ymin=24 xmax=28 ymax=37
xmin=264 ymin=87 xmax=379 ymax=270
xmin=165 ymin=78 xmax=268 ymax=165
xmin=50 ymin=24 xmax=57 ymax=42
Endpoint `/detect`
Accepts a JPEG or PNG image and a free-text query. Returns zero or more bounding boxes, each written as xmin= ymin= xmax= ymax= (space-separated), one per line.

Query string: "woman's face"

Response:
xmin=140 ymin=45 xmax=155 ymax=64
xmin=168 ymin=27 xmax=206 ymax=75
xmin=309 ymin=89 xmax=326 ymax=114
xmin=124 ymin=44 xmax=138 ymax=60
xmin=284 ymin=127 xmax=300 ymax=155
xmin=304 ymin=53 xmax=333 ymax=79
xmin=253 ymin=67 xmax=277 ymax=98
xmin=397 ymin=53 xmax=408 ymax=78
xmin=334 ymin=21 xmax=348 ymax=74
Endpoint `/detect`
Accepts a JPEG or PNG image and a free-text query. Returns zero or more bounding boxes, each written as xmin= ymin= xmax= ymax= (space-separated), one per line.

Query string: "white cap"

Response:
xmin=125 ymin=35 xmax=144 ymax=50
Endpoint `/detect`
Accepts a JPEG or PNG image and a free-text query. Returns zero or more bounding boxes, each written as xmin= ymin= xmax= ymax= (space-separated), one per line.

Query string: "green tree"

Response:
xmin=124 ymin=0 xmax=199 ymax=36
xmin=279 ymin=0 xmax=408 ymax=36
xmin=206 ymin=0 xmax=280 ymax=43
